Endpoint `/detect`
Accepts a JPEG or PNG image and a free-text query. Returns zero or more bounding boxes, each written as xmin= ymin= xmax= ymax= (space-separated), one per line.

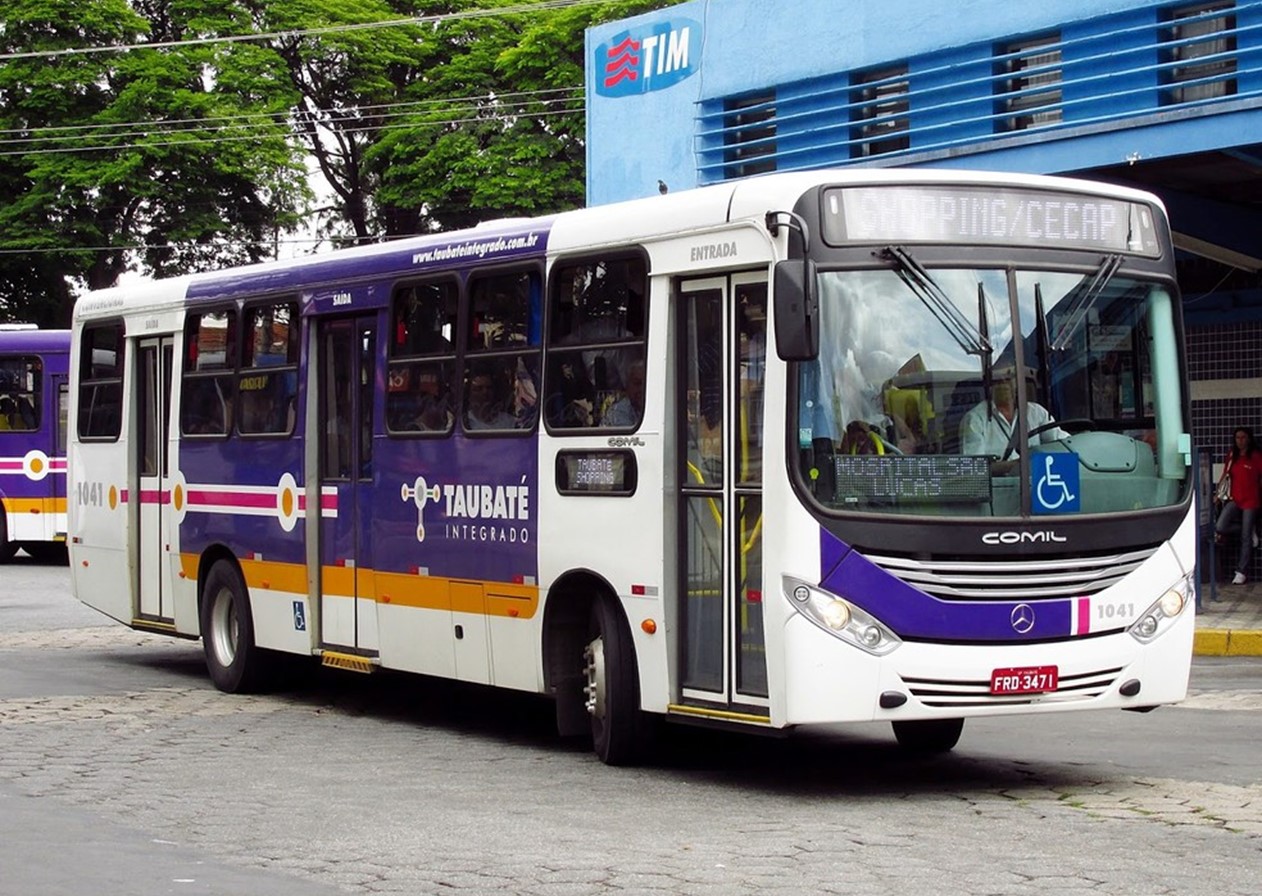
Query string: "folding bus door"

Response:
xmin=136 ymin=337 xmax=175 ymax=622
xmin=52 ymin=373 xmax=68 ymax=541
xmin=675 ymin=273 xmax=769 ymax=713
xmin=317 ymin=315 xmax=379 ymax=657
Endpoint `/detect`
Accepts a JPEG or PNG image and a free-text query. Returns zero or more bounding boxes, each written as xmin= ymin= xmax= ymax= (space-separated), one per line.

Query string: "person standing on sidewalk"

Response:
xmin=1215 ymin=426 xmax=1262 ymax=584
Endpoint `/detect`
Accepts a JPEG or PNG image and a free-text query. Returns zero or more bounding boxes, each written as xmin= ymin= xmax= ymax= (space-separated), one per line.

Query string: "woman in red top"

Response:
xmin=1215 ymin=426 xmax=1262 ymax=584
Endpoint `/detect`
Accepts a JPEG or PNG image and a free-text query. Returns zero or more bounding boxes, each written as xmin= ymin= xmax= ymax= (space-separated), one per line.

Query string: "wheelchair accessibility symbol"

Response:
xmin=1032 ymin=453 xmax=1080 ymax=514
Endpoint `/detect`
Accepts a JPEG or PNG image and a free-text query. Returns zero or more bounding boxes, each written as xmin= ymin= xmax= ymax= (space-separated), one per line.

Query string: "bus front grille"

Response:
xmin=866 ymin=546 xmax=1160 ymax=601
xmin=901 ymin=666 xmax=1123 ymax=707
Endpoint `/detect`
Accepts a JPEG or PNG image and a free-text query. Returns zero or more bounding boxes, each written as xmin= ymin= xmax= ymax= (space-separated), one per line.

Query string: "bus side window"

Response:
xmin=0 ymin=354 xmax=42 ymax=432
xmin=386 ymin=279 xmax=458 ymax=436
xmin=77 ymin=323 xmax=125 ymax=441
xmin=461 ymin=269 xmax=540 ymax=435
xmin=180 ymin=309 xmax=236 ymax=437
xmin=238 ymin=300 xmax=299 ymax=437
xmin=545 ymin=253 xmax=647 ymax=431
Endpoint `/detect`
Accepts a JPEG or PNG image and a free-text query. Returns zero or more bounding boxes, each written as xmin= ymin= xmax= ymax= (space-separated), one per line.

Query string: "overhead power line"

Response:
xmin=0 ymin=87 xmax=584 ymax=143
xmin=0 ymin=0 xmax=612 ymax=62
xmin=0 ymin=104 xmax=586 ymax=159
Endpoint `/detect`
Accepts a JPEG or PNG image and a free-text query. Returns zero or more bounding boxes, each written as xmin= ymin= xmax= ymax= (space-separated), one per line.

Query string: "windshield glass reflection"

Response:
xmin=797 ymin=265 xmax=1188 ymax=518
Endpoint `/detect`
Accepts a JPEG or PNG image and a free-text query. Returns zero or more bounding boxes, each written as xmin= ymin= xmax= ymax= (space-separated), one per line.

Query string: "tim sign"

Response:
xmin=594 ymin=18 xmax=701 ymax=97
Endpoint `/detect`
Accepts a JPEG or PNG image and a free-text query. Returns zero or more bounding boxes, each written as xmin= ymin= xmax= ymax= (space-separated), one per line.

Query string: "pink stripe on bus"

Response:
xmin=1077 ymin=597 xmax=1091 ymax=635
xmin=187 ymin=490 xmax=276 ymax=509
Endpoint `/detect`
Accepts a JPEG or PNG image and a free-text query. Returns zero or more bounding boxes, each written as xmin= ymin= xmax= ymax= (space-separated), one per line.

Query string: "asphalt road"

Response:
xmin=1 ymin=556 xmax=1260 ymax=895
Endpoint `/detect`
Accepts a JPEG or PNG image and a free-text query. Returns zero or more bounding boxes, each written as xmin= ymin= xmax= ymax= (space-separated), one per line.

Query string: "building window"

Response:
xmin=722 ymin=91 xmax=777 ymax=179
xmin=850 ymin=65 xmax=909 ymax=158
xmin=994 ymin=33 xmax=1063 ymax=132
xmin=1160 ymin=1 xmax=1237 ymax=105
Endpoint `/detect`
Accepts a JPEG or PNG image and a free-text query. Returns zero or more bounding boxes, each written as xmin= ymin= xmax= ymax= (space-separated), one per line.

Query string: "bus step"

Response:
xmin=321 ymin=651 xmax=377 ymax=674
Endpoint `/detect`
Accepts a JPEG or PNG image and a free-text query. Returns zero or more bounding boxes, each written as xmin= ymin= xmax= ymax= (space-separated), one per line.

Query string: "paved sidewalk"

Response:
xmin=1195 ymin=580 xmax=1262 ymax=656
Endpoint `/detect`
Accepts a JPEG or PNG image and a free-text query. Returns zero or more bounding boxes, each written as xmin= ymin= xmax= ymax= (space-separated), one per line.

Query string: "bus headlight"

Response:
xmin=783 ymin=576 xmax=902 ymax=655
xmin=1128 ymin=575 xmax=1191 ymax=644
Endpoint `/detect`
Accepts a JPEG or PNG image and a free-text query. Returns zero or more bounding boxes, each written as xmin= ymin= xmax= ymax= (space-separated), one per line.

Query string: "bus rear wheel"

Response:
xmin=0 ymin=515 xmax=17 ymax=563
xmin=583 ymin=598 xmax=647 ymax=766
xmin=892 ymin=718 xmax=964 ymax=754
xmin=200 ymin=560 xmax=264 ymax=693
xmin=21 ymin=542 xmax=68 ymax=564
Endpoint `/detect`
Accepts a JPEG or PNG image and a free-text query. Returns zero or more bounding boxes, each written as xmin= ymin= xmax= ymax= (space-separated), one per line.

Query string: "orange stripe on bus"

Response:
xmin=3 ymin=497 xmax=67 ymax=514
xmin=176 ymin=553 xmax=538 ymax=619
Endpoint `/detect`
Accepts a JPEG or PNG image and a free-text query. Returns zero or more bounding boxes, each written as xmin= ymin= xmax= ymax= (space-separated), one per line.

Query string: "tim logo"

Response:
xmin=595 ymin=18 xmax=701 ymax=97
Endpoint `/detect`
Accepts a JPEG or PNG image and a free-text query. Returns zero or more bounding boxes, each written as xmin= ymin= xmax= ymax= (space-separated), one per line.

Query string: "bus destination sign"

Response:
xmin=834 ymin=454 xmax=992 ymax=504
xmin=823 ymin=185 xmax=1160 ymax=257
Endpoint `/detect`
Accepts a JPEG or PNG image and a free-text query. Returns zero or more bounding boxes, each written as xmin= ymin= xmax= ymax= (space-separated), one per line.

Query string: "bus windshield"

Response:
xmin=797 ymin=262 xmax=1188 ymax=518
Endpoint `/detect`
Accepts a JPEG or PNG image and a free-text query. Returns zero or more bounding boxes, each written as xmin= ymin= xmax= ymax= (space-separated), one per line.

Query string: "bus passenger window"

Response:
xmin=388 ymin=280 xmax=459 ymax=437
xmin=0 ymin=356 xmax=41 ymax=432
xmin=236 ymin=301 xmax=299 ymax=437
xmin=77 ymin=323 xmax=124 ymax=440
xmin=180 ymin=309 xmax=236 ymax=438
xmin=546 ymin=254 xmax=647 ymax=431
xmin=461 ymin=269 xmax=540 ymax=435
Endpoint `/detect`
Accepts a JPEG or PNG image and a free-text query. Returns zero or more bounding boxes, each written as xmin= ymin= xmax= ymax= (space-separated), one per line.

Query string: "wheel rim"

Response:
xmin=209 ymin=586 xmax=239 ymax=668
xmin=583 ymin=636 xmax=607 ymax=722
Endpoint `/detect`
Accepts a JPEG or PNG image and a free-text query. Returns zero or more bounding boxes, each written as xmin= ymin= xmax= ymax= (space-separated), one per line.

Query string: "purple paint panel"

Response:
xmin=819 ymin=527 xmax=1074 ymax=642
xmin=375 ymin=434 xmax=539 ymax=584
xmin=186 ymin=224 xmax=552 ymax=305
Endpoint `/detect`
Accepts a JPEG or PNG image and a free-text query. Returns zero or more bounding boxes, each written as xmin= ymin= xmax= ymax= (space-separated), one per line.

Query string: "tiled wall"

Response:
xmin=1188 ymin=321 xmax=1262 ymax=580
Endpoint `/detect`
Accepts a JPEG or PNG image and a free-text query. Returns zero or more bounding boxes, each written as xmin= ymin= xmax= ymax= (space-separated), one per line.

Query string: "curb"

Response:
xmin=1193 ymin=629 xmax=1262 ymax=656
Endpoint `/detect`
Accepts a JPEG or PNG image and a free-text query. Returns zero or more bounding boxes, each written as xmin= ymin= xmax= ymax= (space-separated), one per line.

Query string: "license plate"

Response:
xmin=990 ymin=665 xmax=1059 ymax=695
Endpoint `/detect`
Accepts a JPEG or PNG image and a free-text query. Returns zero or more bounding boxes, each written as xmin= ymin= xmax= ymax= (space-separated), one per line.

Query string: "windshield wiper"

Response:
xmin=881 ymin=246 xmax=992 ymax=358
xmin=1050 ymin=253 xmax=1124 ymax=351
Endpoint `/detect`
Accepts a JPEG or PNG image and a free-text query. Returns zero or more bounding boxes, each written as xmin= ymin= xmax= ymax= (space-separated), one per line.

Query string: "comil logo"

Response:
xmin=594 ymin=19 xmax=701 ymax=97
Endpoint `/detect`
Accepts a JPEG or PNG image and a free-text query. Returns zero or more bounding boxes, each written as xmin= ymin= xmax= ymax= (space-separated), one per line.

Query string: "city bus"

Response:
xmin=68 ymin=169 xmax=1195 ymax=764
xmin=1 ymin=325 xmax=70 ymax=563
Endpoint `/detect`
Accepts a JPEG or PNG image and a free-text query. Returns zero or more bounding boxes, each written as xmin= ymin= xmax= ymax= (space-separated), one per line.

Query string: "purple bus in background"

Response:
xmin=0 ymin=326 xmax=70 ymax=562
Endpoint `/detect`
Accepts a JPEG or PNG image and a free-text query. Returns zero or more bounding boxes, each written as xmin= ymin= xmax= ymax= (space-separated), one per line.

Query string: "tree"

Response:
xmin=369 ymin=0 xmax=676 ymax=235
xmin=260 ymin=0 xmax=681 ymax=243
xmin=0 ymin=0 xmax=308 ymax=325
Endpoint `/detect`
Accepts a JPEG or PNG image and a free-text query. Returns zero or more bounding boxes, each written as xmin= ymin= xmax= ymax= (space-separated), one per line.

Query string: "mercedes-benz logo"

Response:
xmin=1010 ymin=603 xmax=1036 ymax=634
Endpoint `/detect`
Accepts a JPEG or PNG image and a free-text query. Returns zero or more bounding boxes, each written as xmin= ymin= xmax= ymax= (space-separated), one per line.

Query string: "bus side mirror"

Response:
xmin=774 ymin=259 xmax=818 ymax=361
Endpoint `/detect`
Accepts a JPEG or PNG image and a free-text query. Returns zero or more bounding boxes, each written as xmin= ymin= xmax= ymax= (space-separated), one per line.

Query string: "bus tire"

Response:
xmin=584 ymin=598 xmax=647 ymax=766
xmin=200 ymin=559 xmax=264 ymax=694
xmin=892 ymin=718 xmax=964 ymax=754
xmin=0 ymin=514 xmax=17 ymax=563
xmin=21 ymin=542 xmax=68 ymax=564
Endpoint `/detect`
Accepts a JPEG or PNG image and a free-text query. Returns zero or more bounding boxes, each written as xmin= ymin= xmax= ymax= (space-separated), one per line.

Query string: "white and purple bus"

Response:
xmin=69 ymin=169 xmax=1195 ymax=763
xmin=0 ymin=325 xmax=70 ymax=563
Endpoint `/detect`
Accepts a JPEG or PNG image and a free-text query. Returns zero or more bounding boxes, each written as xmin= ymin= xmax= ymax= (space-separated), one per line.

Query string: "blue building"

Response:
xmin=586 ymin=0 xmax=1262 ymax=571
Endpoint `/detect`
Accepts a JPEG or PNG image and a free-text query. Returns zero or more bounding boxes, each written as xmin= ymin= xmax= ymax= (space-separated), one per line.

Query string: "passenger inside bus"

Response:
xmin=0 ymin=396 xmax=12 ymax=430
xmin=465 ymin=361 xmax=517 ymax=431
xmin=545 ymin=356 xmax=596 ymax=427
xmin=403 ymin=368 xmax=453 ymax=432
xmin=602 ymin=360 xmax=645 ymax=427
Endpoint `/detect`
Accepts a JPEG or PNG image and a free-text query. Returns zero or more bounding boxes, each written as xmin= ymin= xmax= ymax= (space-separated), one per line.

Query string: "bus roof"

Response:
xmin=73 ymin=168 xmax=1169 ymax=321
xmin=0 ymin=328 xmax=71 ymax=352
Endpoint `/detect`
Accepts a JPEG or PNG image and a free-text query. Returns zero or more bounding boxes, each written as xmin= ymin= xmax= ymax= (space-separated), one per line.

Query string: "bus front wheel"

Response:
xmin=583 ymin=598 xmax=646 ymax=766
xmin=892 ymin=718 xmax=964 ymax=754
xmin=200 ymin=560 xmax=264 ymax=693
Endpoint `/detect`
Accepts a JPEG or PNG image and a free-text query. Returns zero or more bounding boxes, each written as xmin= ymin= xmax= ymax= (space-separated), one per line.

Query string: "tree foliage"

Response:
xmin=0 ymin=0 xmax=307 ymax=325
xmin=0 ymin=0 xmax=683 ymax=325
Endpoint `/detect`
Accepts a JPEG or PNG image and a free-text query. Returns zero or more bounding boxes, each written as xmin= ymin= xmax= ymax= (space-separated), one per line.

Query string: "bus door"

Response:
xmin=676 ymin=273 xmax=769 ymax=711
xmin=136 ymin=338 xmax=174 ymax=621
xmin=52 ymin=373 xmax=68 ymax=539
xmin=316 ymin=315 xmax=378 ymax=655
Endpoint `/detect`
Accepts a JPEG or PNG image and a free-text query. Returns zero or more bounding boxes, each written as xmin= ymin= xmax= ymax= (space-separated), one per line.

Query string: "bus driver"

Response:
xmin=960 ymin=367 xmax=1065 ymax=465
